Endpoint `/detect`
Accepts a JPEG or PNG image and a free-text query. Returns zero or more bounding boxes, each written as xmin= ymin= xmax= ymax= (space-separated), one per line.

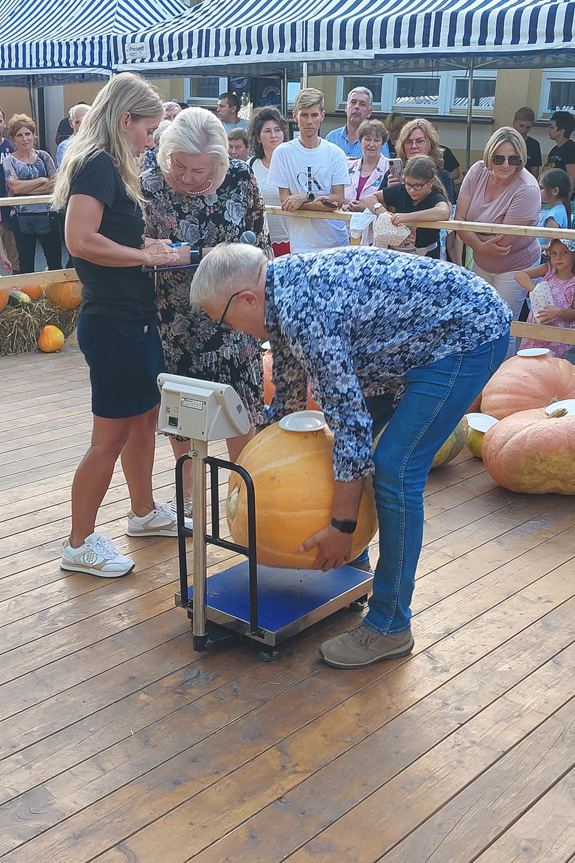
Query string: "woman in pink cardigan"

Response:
xmin=455 ymin=127 xmax=540 ymax=357
xmin=342 ymin=119 xmax=390 ymax=245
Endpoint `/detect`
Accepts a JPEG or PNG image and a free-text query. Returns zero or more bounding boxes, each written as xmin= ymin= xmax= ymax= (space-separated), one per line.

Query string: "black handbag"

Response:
xmin=16 ymin=211 xmax=52 ymax=236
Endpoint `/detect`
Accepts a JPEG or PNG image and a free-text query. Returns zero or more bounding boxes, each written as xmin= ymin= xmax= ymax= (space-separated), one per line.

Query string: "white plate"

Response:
xmin=466 ymin=413 xmax=498 ymax=432
xmin=517 ymin=348 xmax=551 ymax=357
xmin=545 ymin=399 xmax=575 ymax=416
xmin=279 ymin=410 xmax=327 ymax=432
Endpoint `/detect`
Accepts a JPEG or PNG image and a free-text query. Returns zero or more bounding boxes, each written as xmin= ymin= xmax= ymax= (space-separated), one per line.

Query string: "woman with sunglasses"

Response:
xmin=454 ymin=126 xmax=540 ymax=358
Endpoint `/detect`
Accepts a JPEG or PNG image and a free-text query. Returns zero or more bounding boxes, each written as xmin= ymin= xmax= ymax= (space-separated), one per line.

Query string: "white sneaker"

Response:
xmin=126 ymin=502 xmax=193 ymax=537
xmin=61 ymin=532 xmax=135 ymax=578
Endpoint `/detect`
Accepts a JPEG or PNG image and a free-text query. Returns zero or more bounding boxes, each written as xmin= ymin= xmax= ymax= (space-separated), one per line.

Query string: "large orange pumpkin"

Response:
xmin=44 ymin=280 xmax=82 ymax=310
xmin=481 ymin=354 xmax=575 ymax=420
xmin=19 ymin=284 xmax=43 ymax=300
xmin=227 ymin=421 xmax=378 ymax=568
xmin=482 ymin=407 xmax=575 ymax=494
xmin=0 ymin=288 xmax=8 ymax=313
xmin=38 ymin=325 xmax=65 ymax=353
xmin=262 ymin=349 xmax=320 ymax=411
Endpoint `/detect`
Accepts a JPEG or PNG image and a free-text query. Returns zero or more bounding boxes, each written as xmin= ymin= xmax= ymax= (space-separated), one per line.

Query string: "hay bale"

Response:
xmin=0 ymin=298 xmax=79 ymax=356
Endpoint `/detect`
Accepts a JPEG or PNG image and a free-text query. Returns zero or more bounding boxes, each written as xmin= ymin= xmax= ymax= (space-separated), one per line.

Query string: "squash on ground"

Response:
xmin=481 ymin=353 xmax=575 ymax=419
xmin=0 ymin=288 xmax=8 ymax=313
xmin=482 ymin=407 xmax=575 ymax=494
xmin=227 ymin=420 xmax=378 ymax=568
xmin=8 ymin=289 xmax=32 ymax=305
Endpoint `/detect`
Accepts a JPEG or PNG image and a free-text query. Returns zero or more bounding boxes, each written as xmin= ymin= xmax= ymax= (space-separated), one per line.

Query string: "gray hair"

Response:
xmin=69 ymin=103 xmax=90 ymax=121
xmin=158 ymin=107 xmax=229 ymax=186
xmin=348 ymin=86 xmax=373 ymax=106
xmin=190 ymin=243 xmax=266 ymax=306
xmin=153 ymin=119 xmax=171 ymax=145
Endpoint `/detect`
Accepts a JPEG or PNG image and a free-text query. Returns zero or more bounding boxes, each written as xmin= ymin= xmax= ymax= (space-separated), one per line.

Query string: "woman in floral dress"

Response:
xmin=142 ymin=107 xmax=271 ymax=515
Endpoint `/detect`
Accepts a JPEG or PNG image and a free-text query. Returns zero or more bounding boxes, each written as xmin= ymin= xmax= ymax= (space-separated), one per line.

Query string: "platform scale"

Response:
xmin=158 ymin=373 xmax=373 ymax=656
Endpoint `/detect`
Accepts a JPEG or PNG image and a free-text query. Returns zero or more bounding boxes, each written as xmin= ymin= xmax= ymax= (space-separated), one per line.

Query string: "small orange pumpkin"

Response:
xmin=263 ymin=349 xmax=320 ymax=411
xmin=227 ymin=421 xmax=378 ymax=569
xmin=482 ymin=407 xmax=575 ymax=494
xmin=44 ymin=280 xmax=82 ymax=310
xmin=19 ymin=284 xmax=43 ymax=300
xmin=481 ymin=354 xmax=575 ymax=420
xmin=38 ymin=325 xmax=65 ymax=353
xmin=0 ymin=288 xmax=8 ymax=313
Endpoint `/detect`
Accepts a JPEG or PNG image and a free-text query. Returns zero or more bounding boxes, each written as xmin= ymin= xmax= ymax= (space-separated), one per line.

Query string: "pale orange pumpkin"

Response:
xmin=481 ymin=354 xmax=575 ymax=420
xmin=19 ymin=284 xmax=43 ymax=300
xmin=38 ymin=325 xmax=65 ymax=353
xmin=482 ymin=407 xmax=575 ymax=494
xmin=227 ymin=421 xmax=378 ymax=568
xmin=262 ymin=349 xmax=320 ymax=411
xmin=44 ymin=280 xmax=82 ymax=310
xmin=0 ymin=288 xmax=8 ymax=313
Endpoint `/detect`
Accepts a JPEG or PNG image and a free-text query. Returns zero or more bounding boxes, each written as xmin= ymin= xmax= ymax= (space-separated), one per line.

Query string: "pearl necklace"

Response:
xmin=191 ymin=180 xmax=214 ymax=195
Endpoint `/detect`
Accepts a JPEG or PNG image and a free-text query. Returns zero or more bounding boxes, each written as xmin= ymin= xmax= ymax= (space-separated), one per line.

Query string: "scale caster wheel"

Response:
xmin=258 ymin=648 xmax=279 ymax=662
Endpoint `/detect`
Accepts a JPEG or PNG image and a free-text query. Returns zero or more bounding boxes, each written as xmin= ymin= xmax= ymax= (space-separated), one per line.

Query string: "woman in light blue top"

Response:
xmin=538 ymin=168 xmax=571 ymax=245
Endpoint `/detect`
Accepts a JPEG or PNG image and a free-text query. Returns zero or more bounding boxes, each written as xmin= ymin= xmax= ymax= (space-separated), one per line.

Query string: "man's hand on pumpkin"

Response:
xmin=300 ymin=525 xmax=353 ymax=572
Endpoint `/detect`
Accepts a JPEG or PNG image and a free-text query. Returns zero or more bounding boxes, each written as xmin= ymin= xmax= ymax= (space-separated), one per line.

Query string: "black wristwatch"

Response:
xmin=189 ymin=247 xmax=202 ymax=265
xmin=331 ymin=517 xmax=358 ymax=534
xmin=307 ymin=191 xmax=315 ymax=201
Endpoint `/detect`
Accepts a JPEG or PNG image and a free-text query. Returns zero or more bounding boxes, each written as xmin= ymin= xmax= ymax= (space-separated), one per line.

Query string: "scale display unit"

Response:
xmin=158 ymin=373 xmax=373 ymax=655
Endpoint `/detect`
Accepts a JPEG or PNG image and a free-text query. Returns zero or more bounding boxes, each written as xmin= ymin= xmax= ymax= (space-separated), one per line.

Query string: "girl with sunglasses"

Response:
xmin=454 ymin=126 xmax=541 ymax=358
xmin=364 ymin=155 xmax=450 ymax=258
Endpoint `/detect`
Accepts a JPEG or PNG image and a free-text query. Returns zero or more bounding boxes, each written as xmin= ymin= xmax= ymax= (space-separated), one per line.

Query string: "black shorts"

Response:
xmin=78 ymin=314 xmax=165 ymax=419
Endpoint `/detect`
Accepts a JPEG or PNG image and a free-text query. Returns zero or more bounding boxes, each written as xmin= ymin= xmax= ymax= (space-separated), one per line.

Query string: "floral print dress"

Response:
xmin=142 ymin=160 xmax=271 ymax=426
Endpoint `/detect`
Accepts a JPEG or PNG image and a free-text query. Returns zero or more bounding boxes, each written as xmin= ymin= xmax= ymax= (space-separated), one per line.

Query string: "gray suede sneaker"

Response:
xmin=319 ymin=622 xmax=414 ymax=669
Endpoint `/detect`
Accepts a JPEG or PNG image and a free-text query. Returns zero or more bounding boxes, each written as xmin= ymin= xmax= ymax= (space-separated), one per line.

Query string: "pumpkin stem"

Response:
xmin=548 ymin=397 xmax=559 ymax=405
xmin=547 ymin=408 xmax=568 ymax=419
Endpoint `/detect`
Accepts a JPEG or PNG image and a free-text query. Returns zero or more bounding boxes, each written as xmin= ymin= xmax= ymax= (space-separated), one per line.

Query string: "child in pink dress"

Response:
xmin=515 ymin=238 xmax=575 ymax=358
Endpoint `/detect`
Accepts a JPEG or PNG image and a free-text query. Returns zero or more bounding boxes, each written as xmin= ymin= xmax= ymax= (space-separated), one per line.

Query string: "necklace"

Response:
xmin=191 ymin=179 xmax=215 ymax=195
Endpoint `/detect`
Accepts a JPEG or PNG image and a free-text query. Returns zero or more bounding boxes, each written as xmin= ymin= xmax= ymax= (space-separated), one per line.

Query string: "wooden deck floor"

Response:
xmin=1 ymin=346 xmax=574 ymax=863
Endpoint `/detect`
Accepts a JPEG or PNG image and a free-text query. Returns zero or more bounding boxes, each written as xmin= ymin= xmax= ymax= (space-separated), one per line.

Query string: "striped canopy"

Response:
xmin=0 ymin=0 xmax=188 ymax=86
xmin=115 ymin=0 xmax=575 ymax=75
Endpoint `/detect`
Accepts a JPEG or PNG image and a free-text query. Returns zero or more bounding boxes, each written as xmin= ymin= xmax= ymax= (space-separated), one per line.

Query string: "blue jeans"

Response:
xmin=364 ymin=332 xmax=509 ymax=635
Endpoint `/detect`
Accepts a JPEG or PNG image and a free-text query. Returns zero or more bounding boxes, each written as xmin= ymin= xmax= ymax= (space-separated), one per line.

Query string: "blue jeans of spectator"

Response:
xmin=364 ymin=332 xmax=509 ymax=635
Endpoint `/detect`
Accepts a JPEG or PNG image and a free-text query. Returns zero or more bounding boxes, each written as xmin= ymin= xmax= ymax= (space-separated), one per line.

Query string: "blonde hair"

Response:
xmin=396 ymin=118 xmax=444 ymax=169
xmin=293 ymin=88 xmax=324 ymax=113
xmin=157 ymin=107 xmax=229 ymax=188
xmin=52 ymin=72 xmax=162 ymax=210
xmin=483 ymin=126 xmax=527 ymax=171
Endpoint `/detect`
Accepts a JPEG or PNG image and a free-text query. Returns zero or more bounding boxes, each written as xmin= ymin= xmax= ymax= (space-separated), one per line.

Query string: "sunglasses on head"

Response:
xmin=492 ymin=154 xmax=522 ymax=166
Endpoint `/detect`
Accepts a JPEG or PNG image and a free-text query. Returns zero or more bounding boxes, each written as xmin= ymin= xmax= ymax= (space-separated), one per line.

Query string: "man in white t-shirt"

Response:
xmin=268 ymin=88 xmax=350 ymax=253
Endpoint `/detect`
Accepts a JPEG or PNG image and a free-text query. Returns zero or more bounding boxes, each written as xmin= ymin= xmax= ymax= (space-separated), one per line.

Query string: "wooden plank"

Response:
xmin=511 ymin=320 xmax=575 ymax=347
xmin=471 ymin=769 xmax=575 ymax=863
xmin=0 ymin=268 xmax=78 ymax=289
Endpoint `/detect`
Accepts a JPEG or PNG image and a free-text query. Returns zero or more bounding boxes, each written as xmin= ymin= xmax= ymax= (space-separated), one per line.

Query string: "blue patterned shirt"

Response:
xmin=326 ymin=125 xmax=390 ymax=159
xmin=264 ymin=247 xmax=512 ymax=481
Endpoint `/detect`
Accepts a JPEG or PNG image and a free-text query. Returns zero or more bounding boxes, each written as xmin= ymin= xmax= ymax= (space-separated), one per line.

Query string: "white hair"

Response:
xmin=190 ymin=243 xmax=266 ymax=306
xmin=69 ymin=103 xmax=90 ymax=121
xmin=347 ymin=86 xmax=373 ymax=106
xmin=157 ymin=107 xmax=229 ymax=186
xmin=153 ymin=119 xmax=171 ymax=145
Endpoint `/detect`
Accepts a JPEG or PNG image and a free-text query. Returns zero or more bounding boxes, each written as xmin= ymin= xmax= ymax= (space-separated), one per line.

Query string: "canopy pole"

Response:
xmin=282 ymin=68 xmax=288 ymax=117
xmin=465 ymin=59 xmax=474 ymax=170
xmin=302 ymin=62 xmax=308 ymax=89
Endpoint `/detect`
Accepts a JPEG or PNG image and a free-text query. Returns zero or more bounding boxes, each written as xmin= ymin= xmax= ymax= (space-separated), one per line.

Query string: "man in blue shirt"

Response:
xmin=191 ymin=244 xmax=511 ymax=670
xmin=326 ymin=87 xmax=390 ymax=159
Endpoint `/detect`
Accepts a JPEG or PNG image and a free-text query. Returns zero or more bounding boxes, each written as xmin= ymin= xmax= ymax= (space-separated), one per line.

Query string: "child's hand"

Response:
xmin=536 ymin=306 xmax=561 ymax=324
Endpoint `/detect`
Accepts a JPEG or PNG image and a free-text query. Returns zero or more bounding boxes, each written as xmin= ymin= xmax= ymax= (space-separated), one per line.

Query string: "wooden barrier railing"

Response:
xmin=1 ymin=196 xmax=574 ymax=349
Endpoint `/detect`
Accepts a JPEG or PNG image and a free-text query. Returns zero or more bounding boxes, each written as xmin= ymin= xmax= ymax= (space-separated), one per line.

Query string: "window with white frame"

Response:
xmin=184 ymin=76 xmax=229 ymax=105
xmin=336 ymin=71 xmax=496 ymax=117
xmin=539 ymin=69 xmax=575 ymax=118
